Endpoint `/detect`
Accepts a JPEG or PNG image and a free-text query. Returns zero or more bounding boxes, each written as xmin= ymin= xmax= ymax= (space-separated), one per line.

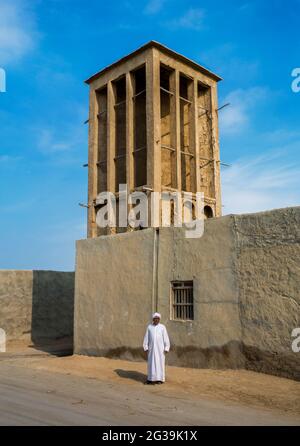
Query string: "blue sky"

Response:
xmin=0 ymin=0 xmax=299 ymax=270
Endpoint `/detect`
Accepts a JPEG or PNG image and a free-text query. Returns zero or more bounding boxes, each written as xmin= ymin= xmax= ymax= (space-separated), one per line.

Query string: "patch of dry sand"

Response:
xmin=7 ymin=353 xmax=300 ymax=417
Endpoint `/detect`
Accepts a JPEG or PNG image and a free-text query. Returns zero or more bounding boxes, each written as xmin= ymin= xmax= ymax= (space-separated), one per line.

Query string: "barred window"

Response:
xmin=171 ymin=281 xmax=194 ymax=320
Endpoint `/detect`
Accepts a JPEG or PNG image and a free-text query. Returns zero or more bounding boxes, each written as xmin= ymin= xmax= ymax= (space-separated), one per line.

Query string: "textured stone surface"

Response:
xmin=0 ymin=270 xmax=75 ymax=343
xmin=74 ymin=206 xmax=300 ymax=379
xmin=0 ymin=270 xmax=33 ymax=340
xmin=87 ymin=42 xmax=222 ymax=239
xmin=74 ymin=230 xmax=154 ymax=358
xmin=74 ymin=218 xmax=243 ymax=368
xmin=234 ymin=207 xmax=300 ymax=379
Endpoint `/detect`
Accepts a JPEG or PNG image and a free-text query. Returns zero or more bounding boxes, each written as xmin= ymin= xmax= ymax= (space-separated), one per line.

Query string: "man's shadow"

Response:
xmin=114 ymin=369 xmax=147 ymax=383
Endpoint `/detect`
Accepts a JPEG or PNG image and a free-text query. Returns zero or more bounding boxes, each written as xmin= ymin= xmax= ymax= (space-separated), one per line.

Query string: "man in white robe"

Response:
xmin=143 ymin=312 xmax=170 ymax=384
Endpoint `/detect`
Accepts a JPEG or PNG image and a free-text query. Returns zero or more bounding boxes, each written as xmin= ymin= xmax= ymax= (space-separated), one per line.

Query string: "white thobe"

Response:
xmin=143 ymin=323 xmax=170 ymax=382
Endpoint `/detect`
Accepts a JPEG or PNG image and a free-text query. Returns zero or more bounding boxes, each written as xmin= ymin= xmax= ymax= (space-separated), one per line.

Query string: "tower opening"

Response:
xmin=96 ymin=86 xmax=108 ymax=194
xmin=114 ymin=76 xmax=126 ymax=189
xmin=180 ymin=74 xmax=194 ymax=193
xmin=133 ymin=65 xmax=147 ymax=187
xmin=160 ymin=64 xmax=176 ymax=189
xmin=204 ymin=205 xmax=214 ymax=219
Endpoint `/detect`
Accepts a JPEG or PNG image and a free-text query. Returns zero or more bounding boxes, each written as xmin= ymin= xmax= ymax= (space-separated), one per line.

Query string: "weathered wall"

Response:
xmin=74 ymin=217 xmax=242 ymax=368
xmin=74 ymin=230 xmax=154 ymax=359
xmin=156 ymin=220 xmax=243 ymax=369
xmin=0 ymin=271 xmax=33 ymax=340
xmin=74 ymin=207 xmax=300 ymax=379
xmin=234 ymin=207 xmax=300 ymax=380
xmin=0 ymin=270 xmax=75 ymax=344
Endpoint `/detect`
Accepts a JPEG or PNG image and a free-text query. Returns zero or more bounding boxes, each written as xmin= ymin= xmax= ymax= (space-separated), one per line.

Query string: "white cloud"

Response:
xmin=0 ymin=155 xmax=22 ymax=164
xmin=0 ymin=0 xmax=38 ymax=65
xmin=167 ymin=8 xmax=205 ymax=30
xmin=219 ymin=87 xmax=268 ymax=134
xmin=222 ymin=150 xmax=300 ymax=214
xmin=261 ymin=129 xmax=300 ymax=146
xmin=0 ymin=197 xmax=36 ymax=213
xmin=34 ymin=103 xmax=87 ymax=156
xmin=200 ymin=43 xmax=259 ymax=82
xmin=144 ymin=0 xmax=166 ymax=14
xmin=35 ymin=67 xmax=75 ymax=88
xmin=37 ymin=128 xmax=74 ymax=154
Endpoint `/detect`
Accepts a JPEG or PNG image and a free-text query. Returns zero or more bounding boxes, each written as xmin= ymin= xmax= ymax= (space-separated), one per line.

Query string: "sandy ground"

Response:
xmin=1 ymin=343 xmax=299 ymax=425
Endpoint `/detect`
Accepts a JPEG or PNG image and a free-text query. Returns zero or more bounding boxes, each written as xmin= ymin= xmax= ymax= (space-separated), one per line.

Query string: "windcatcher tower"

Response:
xmin=85 ymin=41 xmax=222 ymax=237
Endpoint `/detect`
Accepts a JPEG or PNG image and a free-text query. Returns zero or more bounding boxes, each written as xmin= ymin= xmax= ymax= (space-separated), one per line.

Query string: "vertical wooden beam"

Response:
xmin=146 ymin=47 xmax=161 ymax=192
xmin=170 ymin=70 xmax=181 ymax=190
xmin=106 ymin=80 xmax=116 ymax=234
xmin=87 ymin=88 xmax=98 ymax=238
xmin=175 ymin=71 xmax=181 ymax=192
xmin=210 ymin=83 xmax=222 ymax=216
xmin=126 ymin=72 xmax=134 ymax=192
xmin=191 ymin=78 xmax=201 ymax=193
xmin=107 ymin=80 xmax=116 ymax=193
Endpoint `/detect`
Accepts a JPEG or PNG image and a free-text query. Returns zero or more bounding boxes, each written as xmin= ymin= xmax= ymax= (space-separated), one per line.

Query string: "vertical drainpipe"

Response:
xmin=152 ymin=228 xmax=159 ymax=313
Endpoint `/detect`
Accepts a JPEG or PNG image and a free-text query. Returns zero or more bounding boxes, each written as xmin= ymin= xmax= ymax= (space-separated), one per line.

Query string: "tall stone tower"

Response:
xmin=85 ymin=41 xmax=222 ymax=237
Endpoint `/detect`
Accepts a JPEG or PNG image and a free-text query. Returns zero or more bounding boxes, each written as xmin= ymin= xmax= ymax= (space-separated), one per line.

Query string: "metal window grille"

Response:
xmin=171 ymin=281 xmax=194 ymax=320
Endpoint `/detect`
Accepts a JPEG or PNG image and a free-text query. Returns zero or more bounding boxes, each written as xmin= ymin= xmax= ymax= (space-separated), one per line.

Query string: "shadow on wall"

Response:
xmin=31 ymin=271 xmax=75 ymax=355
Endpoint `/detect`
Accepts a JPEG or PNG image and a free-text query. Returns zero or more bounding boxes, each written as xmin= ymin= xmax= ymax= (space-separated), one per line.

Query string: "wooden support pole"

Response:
xmin=106 ymin=80 xmax=116 ymax=234
xmin=210 ymin=84 xmax=222 ymax=216
xmin=87 ymin=88 xmax=98 ymax=238
xmin=126 ymin=72 xmax=134 ymax=192
xmin=173 ymin=70 xmax=181 ymax=191
xmin=192 ymin=78 xmax=201 ymax=193
xmin=146 ymin=47 xmax=161 ymax=192
xmin=169 ymin=70 xmax=177 ymax=189
xmin=107 ymin=80 xmax=116 ymax=193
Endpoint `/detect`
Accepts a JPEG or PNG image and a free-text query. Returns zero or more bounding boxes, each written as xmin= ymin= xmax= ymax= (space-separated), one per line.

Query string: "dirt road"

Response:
xmin=0 ymin=349 xmax=299 ymax=426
